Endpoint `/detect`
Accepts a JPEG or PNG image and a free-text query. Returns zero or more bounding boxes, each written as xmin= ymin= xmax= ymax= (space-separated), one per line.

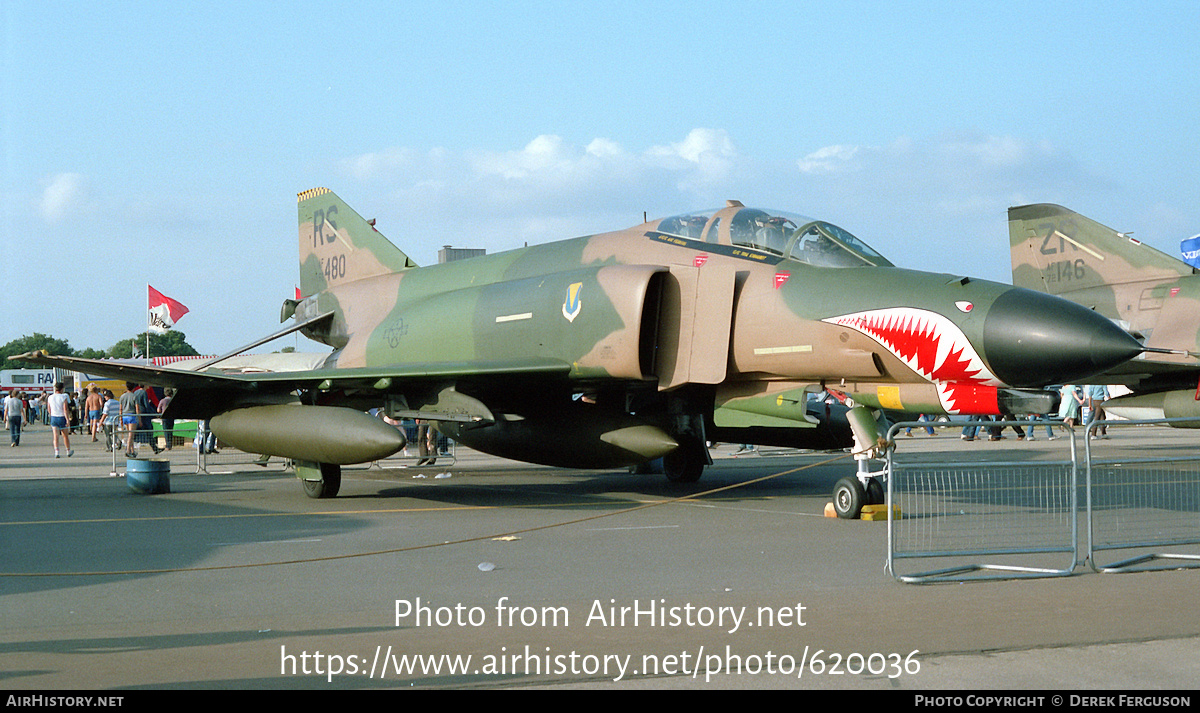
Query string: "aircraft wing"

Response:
xmin=11 ymin=350 xmax=573 ymax=418
xmin=15 ymin=351 xmax=244 ymax=390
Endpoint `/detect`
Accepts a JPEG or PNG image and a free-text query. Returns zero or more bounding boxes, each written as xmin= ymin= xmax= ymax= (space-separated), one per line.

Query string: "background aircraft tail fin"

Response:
xmin=297 ymin=187 xmax=418 ymax=297
xmin=1009 ymin=203 xmax=1194 ymax=296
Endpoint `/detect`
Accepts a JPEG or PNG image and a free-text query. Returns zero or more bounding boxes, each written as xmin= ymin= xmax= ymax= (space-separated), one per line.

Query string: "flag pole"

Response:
xmin=145 ymin=285 xmax=151 ymax=363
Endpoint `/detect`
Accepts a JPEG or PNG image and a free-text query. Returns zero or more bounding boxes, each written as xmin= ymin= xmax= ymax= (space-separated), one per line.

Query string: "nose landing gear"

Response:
xmin=831 ymin=406 xmax=889 ymax=519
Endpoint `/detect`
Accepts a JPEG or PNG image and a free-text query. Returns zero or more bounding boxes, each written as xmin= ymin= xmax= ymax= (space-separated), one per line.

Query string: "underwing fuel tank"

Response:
xmin=210 ymin=405 xmax=406 ymax=464
xmin=439 ymin=410 xmax=678 ymax=469
xmin=1103 ymin=390 xmax=1200 ymax=424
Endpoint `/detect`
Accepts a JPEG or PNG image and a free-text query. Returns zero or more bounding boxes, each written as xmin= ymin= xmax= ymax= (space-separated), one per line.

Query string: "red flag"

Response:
xmin=148 ymin=285 xmax=190 ymax=334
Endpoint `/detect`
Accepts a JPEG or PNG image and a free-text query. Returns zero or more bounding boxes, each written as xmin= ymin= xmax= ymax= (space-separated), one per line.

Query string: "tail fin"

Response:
xmin=1008 ymin=203 xmax=1193 ymax=296
xmin=297 ymin=187 xmax=417 ymax=297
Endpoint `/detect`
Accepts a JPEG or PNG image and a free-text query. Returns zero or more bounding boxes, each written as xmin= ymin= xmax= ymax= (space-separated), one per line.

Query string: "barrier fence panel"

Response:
xmin=886 ymin=420 xmax=1080 ymax=583
xmin=1085 ymin=418 xmax=1200 ymax=573
xmin=109 ymin=423 xmax=201 ymax=474
xmin=354 ymin=436 xmax=457 ymax=471
xmin=200 ymin=448 xmax=292 ymax=472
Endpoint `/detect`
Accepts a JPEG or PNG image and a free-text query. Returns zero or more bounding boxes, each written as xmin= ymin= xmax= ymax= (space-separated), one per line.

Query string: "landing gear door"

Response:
xmin=656 ymin=263 xmax=736 ymax=390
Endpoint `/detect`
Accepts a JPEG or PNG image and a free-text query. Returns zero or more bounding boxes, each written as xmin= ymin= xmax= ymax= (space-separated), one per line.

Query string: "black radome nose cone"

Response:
xmin=983 ymin=288 xmax=1142 ymax=387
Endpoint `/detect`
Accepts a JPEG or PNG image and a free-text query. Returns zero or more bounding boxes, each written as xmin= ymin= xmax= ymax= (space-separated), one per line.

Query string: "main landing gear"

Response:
xmin=298 ymin=461 xmax=342 ymax=499
xmin=662 ymin=435 xmax=707 ymax=483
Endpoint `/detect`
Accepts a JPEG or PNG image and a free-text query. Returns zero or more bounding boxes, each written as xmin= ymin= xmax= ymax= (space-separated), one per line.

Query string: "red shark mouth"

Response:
xmin=824 ymin=307 xmax=1002 ymax=414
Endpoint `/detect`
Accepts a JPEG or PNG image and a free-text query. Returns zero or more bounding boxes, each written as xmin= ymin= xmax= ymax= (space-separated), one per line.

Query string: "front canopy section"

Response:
xmin=653 ymin=204 xmax=893 ymax=268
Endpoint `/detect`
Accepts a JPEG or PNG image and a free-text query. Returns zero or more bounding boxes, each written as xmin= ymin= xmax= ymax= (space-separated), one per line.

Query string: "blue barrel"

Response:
xmin=126 ymin=458 xmax=171 ymax=494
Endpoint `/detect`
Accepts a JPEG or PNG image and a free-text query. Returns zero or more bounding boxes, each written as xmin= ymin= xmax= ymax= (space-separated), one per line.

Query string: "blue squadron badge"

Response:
xmin=562 ymin=282 xmax=583 ymax=322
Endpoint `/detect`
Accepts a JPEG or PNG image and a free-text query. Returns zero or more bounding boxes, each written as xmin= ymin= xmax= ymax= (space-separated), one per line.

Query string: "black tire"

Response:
xmin=865 ymin=478 xmax=885 ymax=506
xmin=663 ymin=442 xmax=705 ymax=483
xmin=833 ymin=476 xmax=866 ymax=519
xmin=302 ymin=463 xmax=342 ymax=499
xmin=629 ymin=458 xmax=664 ymax=475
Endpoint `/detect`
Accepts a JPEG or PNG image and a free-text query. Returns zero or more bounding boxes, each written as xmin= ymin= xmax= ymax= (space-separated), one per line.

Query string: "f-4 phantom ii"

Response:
xmin=19 ymin=190 xmax=1144 ymax=517
xmin=1009 ymin=203 xmax=1200 ymax=423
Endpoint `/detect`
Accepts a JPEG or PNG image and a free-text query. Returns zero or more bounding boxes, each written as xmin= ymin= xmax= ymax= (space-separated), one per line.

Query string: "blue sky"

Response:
xmin=3 ymin=1 xmax=1198 ymax=354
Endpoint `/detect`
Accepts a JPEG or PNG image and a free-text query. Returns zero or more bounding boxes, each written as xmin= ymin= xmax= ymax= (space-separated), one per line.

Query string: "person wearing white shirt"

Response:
xmin=46 ymin=382 xmax=73 ymax=458
xmin=4 ymin=391 xmax=24 ymax=447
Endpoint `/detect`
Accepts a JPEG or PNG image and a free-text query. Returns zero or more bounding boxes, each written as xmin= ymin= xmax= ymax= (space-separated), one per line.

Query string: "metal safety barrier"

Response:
xmin=90 ymin=419 xmax=457 ymax=476
xmin=1085 ymin=418 xmax=1200 ymax=573
xmin=357 ymin=437 xmax=458 ymax=471
xmin=886 ymin=419 xmax=1081 ymax=583
xmin=107 ymin=422 xmax=202 ymax=474
xmin=192 ymin=419 xmax=291 ymax=473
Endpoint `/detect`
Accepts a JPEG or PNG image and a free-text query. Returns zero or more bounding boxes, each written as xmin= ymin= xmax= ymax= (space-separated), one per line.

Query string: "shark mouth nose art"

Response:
xmin=824 ymin=307 xmax=1001 ymax=414
xmin=825 ymin=307 xmax=1000 ymax=386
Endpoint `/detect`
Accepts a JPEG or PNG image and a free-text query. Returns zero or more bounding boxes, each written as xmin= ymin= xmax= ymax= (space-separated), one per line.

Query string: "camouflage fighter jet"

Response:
xmin=18 ymin=190 xmax=1144 ymax=517
xmin=1009 ymin=204 xmax=1200 ymax=423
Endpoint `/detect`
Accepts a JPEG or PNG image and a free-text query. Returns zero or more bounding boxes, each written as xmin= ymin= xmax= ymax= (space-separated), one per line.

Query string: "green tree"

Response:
xmin=107 ymin=331 xmax=201 ymax=358
xmin=0 ymin=333 xmax=74 ymax=368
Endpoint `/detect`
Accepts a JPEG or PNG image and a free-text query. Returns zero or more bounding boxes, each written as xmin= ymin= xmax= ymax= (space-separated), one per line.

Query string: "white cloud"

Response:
xmin=39 ymin=172 xmax=87 ymax=223
xmin=330 ymin=129 xmax=1114 ymax=281
xmin=645 ymin=128 xmax=738 ymax=189
xmin=939 ymin=134 xmax=1049 ymax=168
xmin=798 ymin=144 xmax=861 ymax=174
xmin=342 ymin=147 xmax=417 ymax=182
xmin=648 ymin=128 xmax=735 ymax=165
xmin=342 ymin=129 xmax=744 ymax=222
xmin=585 ymin=137 xmax=624 ymax=158
xmin=785 ymin=133 xmax=1113 ymax=283
xmin=471 ymin=134 xmax=576 ymax=180
xmin=794 ymin=133 xmax=1099 ymax=210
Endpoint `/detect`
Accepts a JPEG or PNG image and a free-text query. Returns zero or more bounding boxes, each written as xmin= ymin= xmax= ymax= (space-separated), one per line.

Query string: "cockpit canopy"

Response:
xmin=654 ymin=205 xmax=893 ymax=268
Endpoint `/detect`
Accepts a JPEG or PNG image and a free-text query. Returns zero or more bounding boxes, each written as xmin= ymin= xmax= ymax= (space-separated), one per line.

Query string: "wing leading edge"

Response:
xmin=12 ymin=350 xmax=572 ymax=420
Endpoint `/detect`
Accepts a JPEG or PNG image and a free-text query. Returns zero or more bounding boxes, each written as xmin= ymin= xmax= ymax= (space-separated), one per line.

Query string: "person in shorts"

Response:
xmin=46 ymin=382 xmax=73 ymax=458
xmin=119 ymin=382 xmax=140 ymax=457
xmin=86 ymin=386 xmax=103 ymax=442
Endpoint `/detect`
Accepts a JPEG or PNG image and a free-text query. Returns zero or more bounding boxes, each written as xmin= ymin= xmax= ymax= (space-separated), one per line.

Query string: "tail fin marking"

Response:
xmin=297 ymin=187 xmax=417 ymax=297
xmin=1009 ymin=203 xmax=1193 ymax=297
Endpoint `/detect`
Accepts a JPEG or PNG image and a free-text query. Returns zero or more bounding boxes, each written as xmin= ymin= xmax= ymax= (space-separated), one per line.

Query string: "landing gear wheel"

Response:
xmin=629 ymin=458 xmax=664 ymax=475
xmin=663 ymin=441 xmax=705 ymax=483
xmin=865 ymin=478 xmax=885 ymax=506
xmin=833 ymin=476 xmax=866 ymax=519
xmin=302 ymin=463 xmax=342 ymax=499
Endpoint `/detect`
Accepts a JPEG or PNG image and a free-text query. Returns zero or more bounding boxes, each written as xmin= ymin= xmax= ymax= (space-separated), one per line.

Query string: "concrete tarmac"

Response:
xmin=1 ymin=421 xmax=1197 ymax=690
